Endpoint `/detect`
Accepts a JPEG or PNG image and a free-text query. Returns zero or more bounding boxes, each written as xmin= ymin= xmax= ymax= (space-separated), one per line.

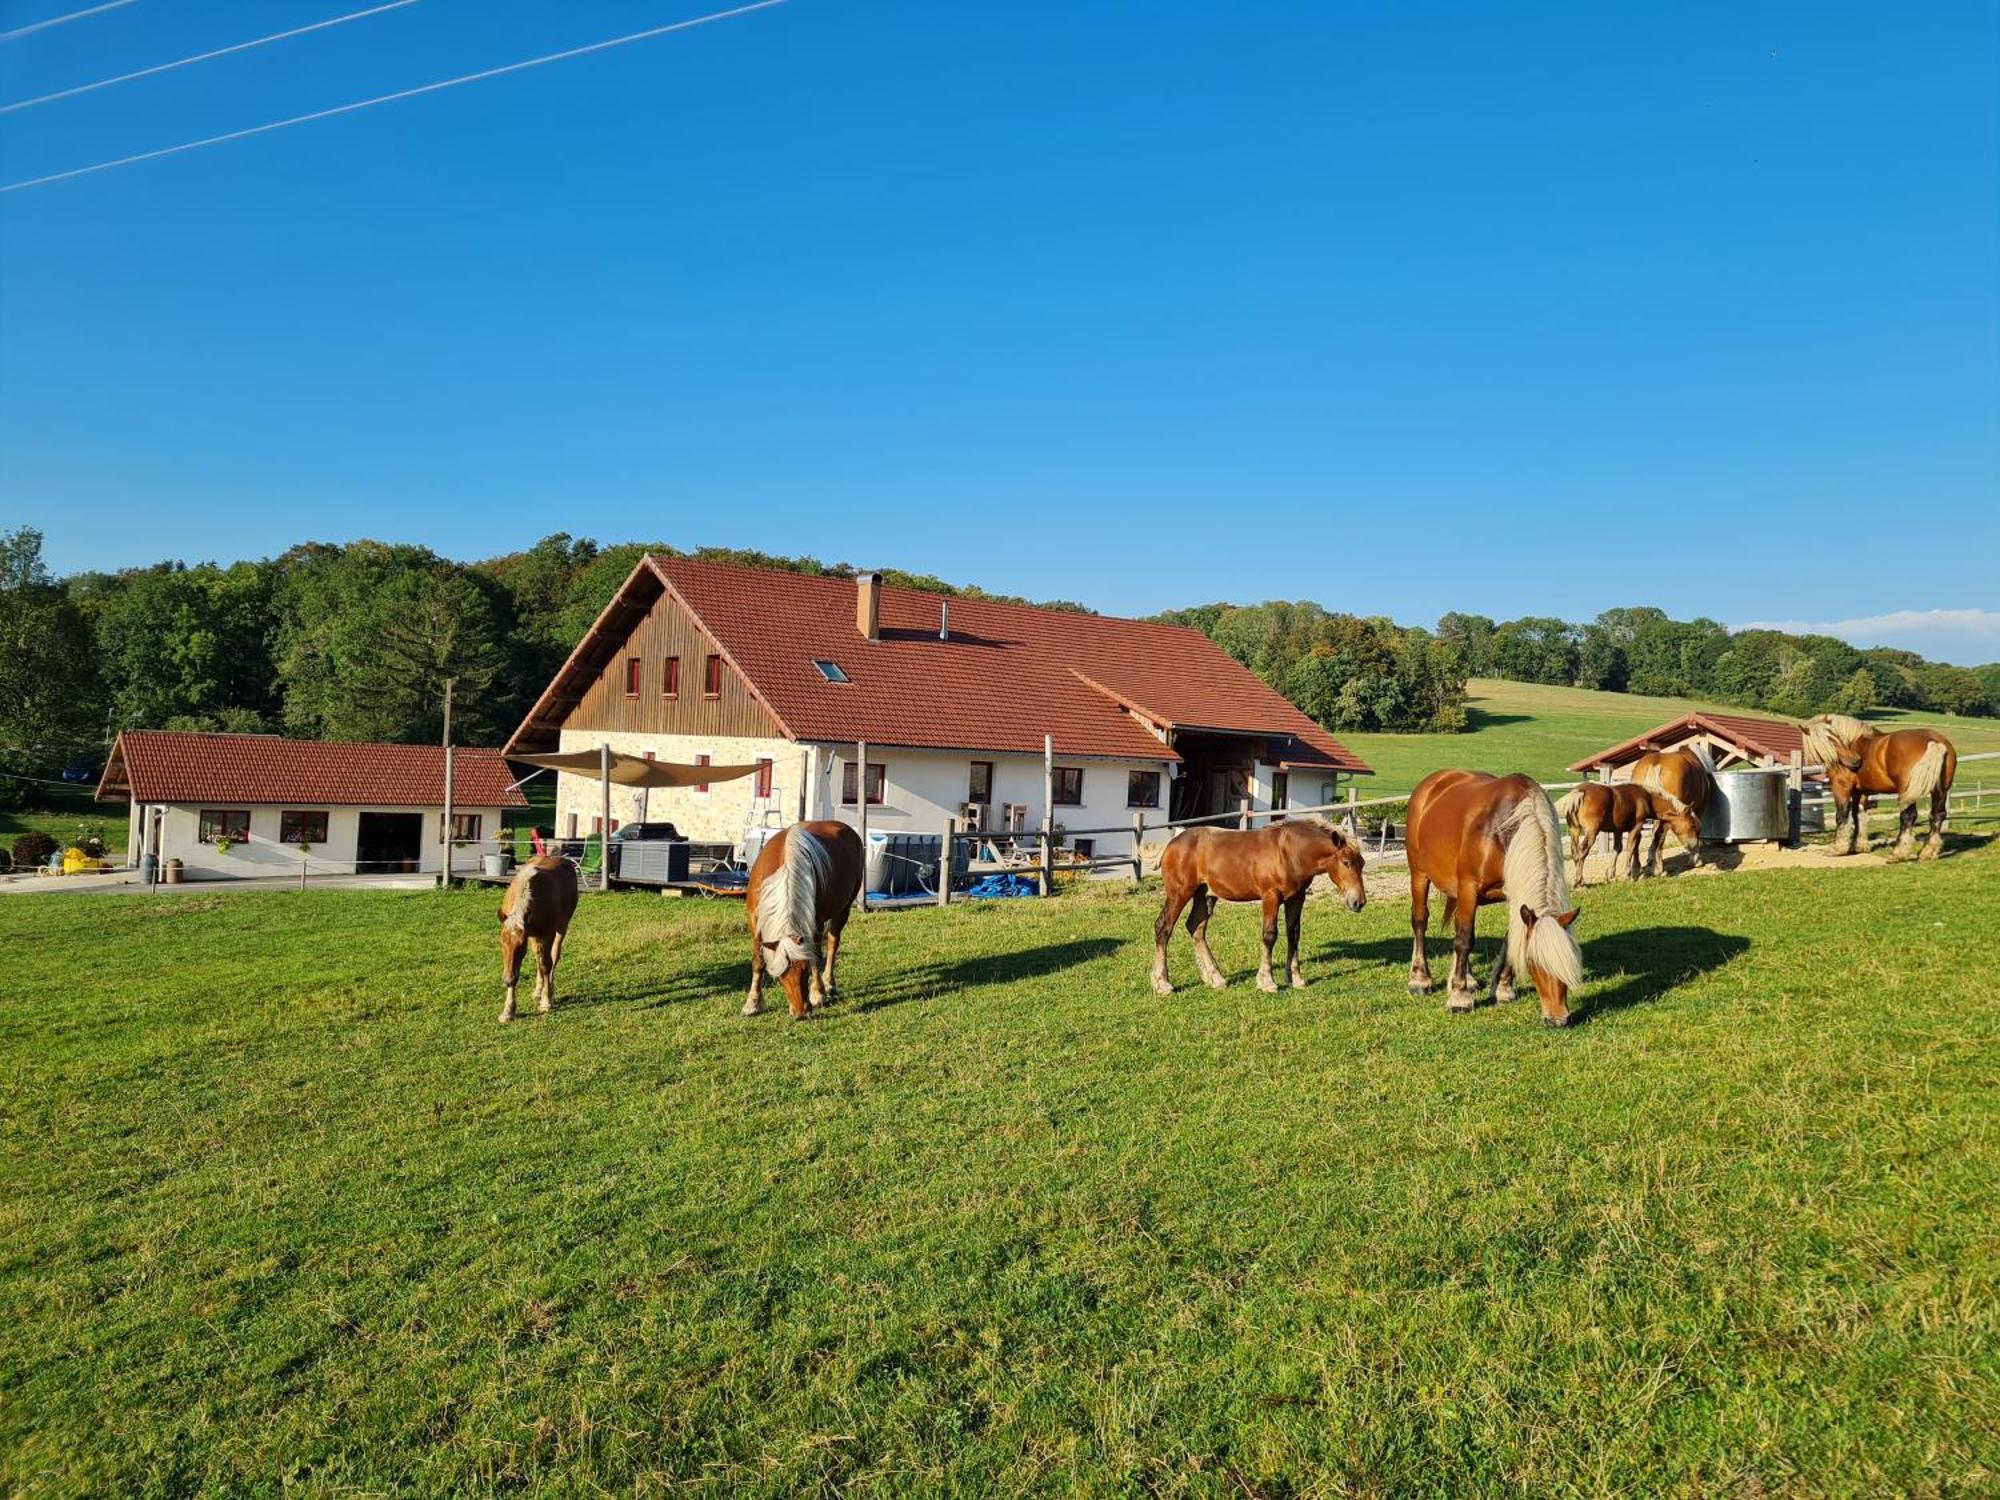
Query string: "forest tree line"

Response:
xmin=3 ymin=525 xmax=1995 ymax=810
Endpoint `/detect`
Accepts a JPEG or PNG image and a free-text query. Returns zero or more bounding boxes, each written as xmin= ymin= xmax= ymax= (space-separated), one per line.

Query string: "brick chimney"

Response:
xmin=856 ymin=571 xmax=881 ymax=641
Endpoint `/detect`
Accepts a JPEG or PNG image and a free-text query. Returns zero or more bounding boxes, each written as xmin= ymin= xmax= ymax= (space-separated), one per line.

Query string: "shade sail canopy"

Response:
xmin=513 ymin=750 xmax=763 ymax=789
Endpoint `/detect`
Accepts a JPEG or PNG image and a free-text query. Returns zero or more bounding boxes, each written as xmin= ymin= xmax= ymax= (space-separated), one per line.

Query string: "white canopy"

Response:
xmin=511 ymin=749 xmax=762 ymax=790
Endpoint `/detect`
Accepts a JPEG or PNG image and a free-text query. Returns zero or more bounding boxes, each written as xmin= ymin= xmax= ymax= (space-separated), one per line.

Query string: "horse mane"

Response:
xmin=1499 ymin=789 xmax=1583 ymax=990
xmin=756 ymin=826 xmax=832 ymax=977
xmin=1802 ymin=713 xmax=1871 ymax=768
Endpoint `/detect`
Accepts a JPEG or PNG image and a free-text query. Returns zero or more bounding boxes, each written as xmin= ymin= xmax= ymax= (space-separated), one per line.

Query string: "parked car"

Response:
xmin=59 ymin=763 xmax=101 ymax=784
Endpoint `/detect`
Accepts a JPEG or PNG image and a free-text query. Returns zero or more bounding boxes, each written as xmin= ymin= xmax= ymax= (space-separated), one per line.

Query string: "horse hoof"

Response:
xmin=1494 ymin=985 xmax=1516 ymax=1005
xmin=1408 ymin=979 xmax=1433 ymax=996
xmin=1256 ymin=974 xmax=1280 ymax=994
xmin=1203 ymin=974 xmax=1228 ymax=990
xmin=1152 ymin=978 xmax=1174 ymax=996
xmin=1921 ymin=845 xmax=1943 ymax=862
xmin=498 ymin=1012 xmax=514 ymax=1024
xmin=1291 ymin=976 xmax=1308 ymax=990
xmin=741 ymin=999 xmax=763 ymax=1017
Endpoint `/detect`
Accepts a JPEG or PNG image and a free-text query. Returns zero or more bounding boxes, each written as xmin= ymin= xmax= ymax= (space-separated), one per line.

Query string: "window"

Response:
xmin=1270 ymin=773 xmax=1289 ymax=812
xmin=968 ymin=761 xmax=994 ymax=804
xmin=754 ymin=758 xmax=774 ymax=798
xmin=812 ymin=658 xmax=850 ymax=684
xmin=198 ymin=809 xmax=250 ymax=844
xmin=703 ymin=654 xmax=723 ymax=698
xmin=841 ymin=761 xmax=886 ymax=806
xmin=1073 ymin=838 xmax=1095 ymax=860
xmin=566 ymin=812 xmax=578 ymax=839
xmin=591 ymin=816 xmax=604 ymax=836
xmin=624 ymin=656 xmax=642 ymax=698
xmin=280 ymin=810 xmax=328 ymax=844
xmin=1320 ymin=780 xmax=1337 ymax=807
xmin=663 ymin=657 xmax=680 ymax=698
xmin=441 ymin=812 xmax=483 ymax=842
xmin=695 ymin=753 xmax=711 ymax=795
xmin=1127 ymin=770 xmax=1161 ymax=809
xmin=1052 ymin=767 xmax=1084 ymax=806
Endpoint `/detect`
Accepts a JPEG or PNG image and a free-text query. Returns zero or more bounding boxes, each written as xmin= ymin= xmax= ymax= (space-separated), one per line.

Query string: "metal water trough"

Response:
xmin=1700 ymin=768 xmax=1792 ymax=843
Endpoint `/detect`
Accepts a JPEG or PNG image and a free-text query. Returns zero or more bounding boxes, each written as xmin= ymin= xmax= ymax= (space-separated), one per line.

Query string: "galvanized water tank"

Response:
xmin=1700 ymin=768 xmax=1791 ymax=842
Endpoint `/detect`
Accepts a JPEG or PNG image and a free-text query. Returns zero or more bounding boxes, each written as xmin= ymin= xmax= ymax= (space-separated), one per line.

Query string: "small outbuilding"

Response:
xmin=96 ymin=730 xmax=527 ymax=880
xmin=1568 ymin=711 xmax=1810 ymax=780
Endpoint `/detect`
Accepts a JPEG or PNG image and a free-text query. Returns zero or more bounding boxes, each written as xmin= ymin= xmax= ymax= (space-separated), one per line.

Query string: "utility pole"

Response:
xmin=440 ymin=677 xmax=456 ymax=889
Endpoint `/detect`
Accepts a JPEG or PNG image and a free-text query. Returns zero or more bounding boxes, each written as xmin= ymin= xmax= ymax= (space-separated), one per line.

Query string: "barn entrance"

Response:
xmin=1168 ymin=732 xmax=1261 ymax=822
xmin=356 ymin=812 xmax=423 ymax=873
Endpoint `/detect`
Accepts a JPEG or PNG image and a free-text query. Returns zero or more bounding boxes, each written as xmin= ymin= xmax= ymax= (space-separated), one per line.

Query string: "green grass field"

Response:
xmin=4 ymin=838 xmax=1997 ymax=1494
xmin=0 ymin=784 xmax=125 ymax=859
xmin=1338 ymin=678 xmax=2000 ymax=797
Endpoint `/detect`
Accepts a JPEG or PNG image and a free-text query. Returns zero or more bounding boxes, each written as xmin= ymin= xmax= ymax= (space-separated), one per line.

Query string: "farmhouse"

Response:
xmin=1569 ymin=710 xmax=1809 ymax=778
xmin=96 ymin=731 xmax=526 ymax=880
xmin=504 ymin=557 xmax=1370 ymax=862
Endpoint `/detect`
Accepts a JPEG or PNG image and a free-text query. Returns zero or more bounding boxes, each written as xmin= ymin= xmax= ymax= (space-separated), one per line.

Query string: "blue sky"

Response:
xmin=3 ymin=1 xmax=1996 ymax=660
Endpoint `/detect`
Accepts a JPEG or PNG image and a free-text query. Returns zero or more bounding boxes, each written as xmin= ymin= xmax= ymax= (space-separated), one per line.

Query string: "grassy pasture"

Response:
xmin=1339 ymin=678 xmax=2000 ymax=796
xmin=0 ymin=785 xmax=125 ymax=859
xmin=3 ymin=840 xmax=1997 ymax=1495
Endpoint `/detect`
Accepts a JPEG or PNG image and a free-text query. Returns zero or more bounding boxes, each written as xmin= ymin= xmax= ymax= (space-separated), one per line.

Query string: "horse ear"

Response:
xmin=1557 ymin=908 xmax=1580 ymax=929
xmin=1519 ymin=904 xmax=1537 ymax=928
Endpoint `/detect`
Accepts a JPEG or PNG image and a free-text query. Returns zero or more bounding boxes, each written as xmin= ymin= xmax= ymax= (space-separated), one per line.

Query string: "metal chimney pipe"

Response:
xmin=940 ymin=599 xmax=949 ymax=641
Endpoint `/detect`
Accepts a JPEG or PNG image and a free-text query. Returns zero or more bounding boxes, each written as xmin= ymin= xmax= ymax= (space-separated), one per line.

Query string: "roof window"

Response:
xmin=812 ymin=659 xmax=850 ymax=684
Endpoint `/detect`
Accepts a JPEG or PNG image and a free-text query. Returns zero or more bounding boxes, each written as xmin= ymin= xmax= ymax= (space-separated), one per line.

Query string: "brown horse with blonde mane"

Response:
xmin=1151 ymin=819 xmax=1367 ymax=996
xmin=745 ymin=820 xmax=865 ymax=1019
xmin=1554 ymin=781 xmax=1657 ymax=884
xmin=1557 ymin=744 xmax=1711 ymax=884
xmin=1626 ymin=744 xmax=1713 ymax=873
xmin=1801 ymin=714 xmax=1957 ymax=860
xmin=1405 ymin=771 xmax=1582 ymax=1026
xmin=498 ymin=854 xmax=579 ymax=1023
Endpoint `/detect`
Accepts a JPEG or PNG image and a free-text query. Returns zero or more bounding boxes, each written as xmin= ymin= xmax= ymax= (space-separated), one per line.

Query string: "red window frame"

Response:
xmin=841 ymin=762 xmax=886 ymax=806
xmin=695 ymin=753 xmax=711 ymax=794
xmin=754 ymin=758 xmax=773 ymax=798
xmin=662 ymin=657 xmax=680 ymax=698
xmin=624 ymin=656 xmax=642 ymax=698
xmin=703 ymin=654 xmax=723 ymax=698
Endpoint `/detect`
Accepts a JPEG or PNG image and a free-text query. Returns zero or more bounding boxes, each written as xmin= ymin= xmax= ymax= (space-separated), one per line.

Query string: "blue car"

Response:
xmin=60 ymin=764 xmax=100 ymax=784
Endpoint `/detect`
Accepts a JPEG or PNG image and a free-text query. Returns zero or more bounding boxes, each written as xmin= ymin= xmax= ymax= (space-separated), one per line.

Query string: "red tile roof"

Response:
xmin=97 ymin=732 xmax=528 ymax=807
xmin=507 ymin=556 xmax=1370 ymax=773
xmin=1568 ymin=712 xmax=1807 ymax=772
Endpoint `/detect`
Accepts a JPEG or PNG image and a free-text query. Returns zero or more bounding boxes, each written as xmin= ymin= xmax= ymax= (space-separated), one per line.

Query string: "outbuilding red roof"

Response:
xmin=97 ymin=731 xmax=528 ymax=808
xmin=1567 ymin=712 xmax=1807 ymax=772
xmin=507 ymin=556 xmax=1370 ymax=773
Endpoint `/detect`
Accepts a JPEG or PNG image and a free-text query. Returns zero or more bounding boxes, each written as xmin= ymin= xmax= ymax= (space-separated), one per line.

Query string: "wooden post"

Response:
xmin=1041 ymin=733 xmax=1054 ymax=897
xmin=599 ymin=741 xmax=612 ymax=892
xmin=1238 ymin=796 xmax=1251 ymax=831
xmin=1131 ymin=812 xmax=1145 ymax=884
xmin=798 ymin=749 xmax=810 ymax=822
xmin=440 ymin=677 xmax=455 ymax=889
xmin=1346 ymin=784 xmax=1359 ymax=839
xmin=855 ymin=740 xmax=868 ymax=911
xmin=1787 ymin=750 xmax=1804 ymax=845
xmin=938 ymin=815 xmax=953 ymax=908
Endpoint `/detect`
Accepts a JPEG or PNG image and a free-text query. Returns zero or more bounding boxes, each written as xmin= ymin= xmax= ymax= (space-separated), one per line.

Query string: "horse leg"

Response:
xmin=1284 ymin=892 xmax=1307 ymax=989
xmin=1567 ymin=814 xmax=1590 ymax=887
xmin=1255 ymin=892 xmax=1281 ymax=993
xmin=1408 ymin=873 xmax=1434 ymax=995
xmin=1891 ymin=802 xmax=1918 ymax=861
xmin=1852 ymin=795 xmax=1871 ymax=854
xmin=743 ymin=926 xmax=766 ymax=1016
xmin=820 ymin=913 xmax=846 ymax=1003
xmin=1446 ymin=886 xmax=1481 ymax=1013
xmin=531 ymin=935 xmax=555 ymax=1015
xmin=806 ymin=924 xmax=829 ymax=1010
xmin=540 ymin=930 xmax=564 ymax=1014
xmin=1646 ymin=820 xmax=1665 ymax=877
xmin=1190 ymin=890 xmax=1227 ymax=989
xmin=499 ymin=923 xmax=524 ymax=1023
xmin=1152 ymin=878 xmax=1195 ymax=996
xmin=1922 ymin=786 xmax=1948 ymax=860
xmin=1491 ymin=946 xmax=1516 ymax=1005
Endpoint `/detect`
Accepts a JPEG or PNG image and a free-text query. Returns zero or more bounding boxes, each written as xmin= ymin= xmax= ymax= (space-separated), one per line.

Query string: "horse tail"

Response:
xmin=1554 ymin=786 xmax=1584 ymax=828
xmin=757 ymin=826 xmax=833 ymax=977
xmin=1500 ymin=790 xmax=1583 ymax=991
xmin=1900 ymin=739 xmax=1949 ymax=809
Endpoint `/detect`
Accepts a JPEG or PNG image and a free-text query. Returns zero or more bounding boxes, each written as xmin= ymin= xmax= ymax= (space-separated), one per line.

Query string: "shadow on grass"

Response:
xmin=853 ymin=936 xmax=1124 ymax=1012
xmin=1464 ymin=707 xmax=1533 ymax=731
xmin=1304 ymin=924 xmax=1750 ymax=1024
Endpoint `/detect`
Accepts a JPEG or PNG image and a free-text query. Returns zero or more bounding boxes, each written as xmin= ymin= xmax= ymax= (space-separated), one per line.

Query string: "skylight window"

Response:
xmin=812 ymin=659 xmax=850 ymax=684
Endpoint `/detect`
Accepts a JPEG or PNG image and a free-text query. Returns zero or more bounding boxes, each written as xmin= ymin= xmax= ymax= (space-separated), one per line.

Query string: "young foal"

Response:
xmin=1555 ymin=781 xmax=1656 ymax=884
xmin=1802 ymin=714 xmax=1957 ymax=860
xmin=497 ymin=854 xmax=579 ymax=1023
xmin=745 ymin=820 xmax=865 ymax=1019
xmin=1151 ymin=819 xmax=1367 ymax=996
xmin=1405 ymin=771 xmax=1582 ymax=1026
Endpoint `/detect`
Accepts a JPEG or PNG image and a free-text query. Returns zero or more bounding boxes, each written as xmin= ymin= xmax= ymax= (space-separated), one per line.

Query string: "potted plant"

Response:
xmin=213 ymin=835 xmax=234 ymax=855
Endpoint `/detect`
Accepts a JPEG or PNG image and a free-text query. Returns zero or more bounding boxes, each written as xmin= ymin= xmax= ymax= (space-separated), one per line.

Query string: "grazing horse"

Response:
xmin=745 ymin=820 xmax=865 ymax=1019
xmin=1625 ymin=745 xmax=1714 ymax=874
xmin=1151 ymin=818 xmax=1367 ymax=996
xmin=1555 ymin=781 xmax=1656 ymax=884
xmin=1801 ymin=714 xmax=1957 ymax=860
xmin=498 ymin=854 xmax=579 ymax=1022
xmin=1405 ymin=771 xmax=1582 ymax=1026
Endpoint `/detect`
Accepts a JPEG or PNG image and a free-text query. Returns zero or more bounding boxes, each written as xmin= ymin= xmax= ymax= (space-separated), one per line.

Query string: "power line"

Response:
xmin=0 ymin=0 xmax=137 ymax=44
xmin=0 ymin=0 xmax=787 ymax=194
xmin=1 ymin=0 xmax=422 ymax=116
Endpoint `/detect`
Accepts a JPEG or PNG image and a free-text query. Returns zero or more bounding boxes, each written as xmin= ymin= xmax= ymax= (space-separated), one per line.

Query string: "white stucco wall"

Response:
xmin=128 ymin=802 xmax=506 ymax=880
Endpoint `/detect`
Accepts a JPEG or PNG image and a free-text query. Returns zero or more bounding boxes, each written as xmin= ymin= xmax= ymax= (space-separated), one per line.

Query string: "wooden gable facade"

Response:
xmin=562 ymin=589 xmax=783 ymax=742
